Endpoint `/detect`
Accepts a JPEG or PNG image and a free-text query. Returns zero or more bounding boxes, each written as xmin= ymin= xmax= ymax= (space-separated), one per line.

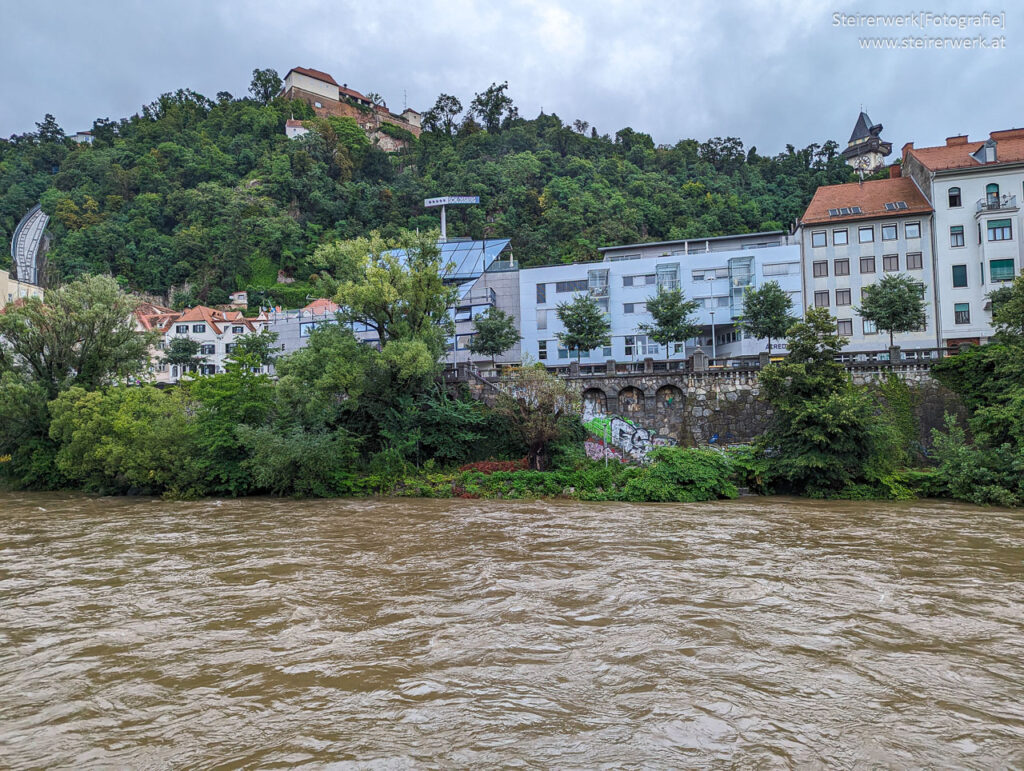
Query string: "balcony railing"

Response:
xmin=977 ymin=194 xmax=1018 ymax=213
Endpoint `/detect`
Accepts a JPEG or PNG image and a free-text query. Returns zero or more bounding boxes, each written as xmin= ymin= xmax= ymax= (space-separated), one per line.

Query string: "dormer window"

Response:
xmin=972 ymin=140 xmax=997 ymax=164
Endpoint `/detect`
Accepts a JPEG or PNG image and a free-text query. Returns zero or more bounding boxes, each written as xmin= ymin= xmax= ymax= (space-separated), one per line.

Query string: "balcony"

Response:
xmin=976 ymin=194 xmax=1018 ymax=214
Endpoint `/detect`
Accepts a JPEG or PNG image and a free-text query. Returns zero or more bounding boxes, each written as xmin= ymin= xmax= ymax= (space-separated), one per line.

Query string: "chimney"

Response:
xmin=902 ymin=141 xmax=914 ymax=155
xmin=990 ymin=128 xmax=1024 ymax=141
xmin=889 ymin=164 xmax=901 ymax=178
xmin=946 ymin=135 xmax=969 ymax=146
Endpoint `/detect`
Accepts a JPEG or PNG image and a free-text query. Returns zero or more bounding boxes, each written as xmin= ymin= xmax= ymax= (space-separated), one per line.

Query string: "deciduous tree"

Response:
xmin=639 ymin=288 xmax=702 ymax=361
xmin=739 ymin=280 xmax=796 ymax=352
xmin=468 ymin=306 xmax=520 ymax=365
xmin=855 ymin=273 xmax=927 ymax=347
xmin=556 ymin=294 xmax=610 ymax=364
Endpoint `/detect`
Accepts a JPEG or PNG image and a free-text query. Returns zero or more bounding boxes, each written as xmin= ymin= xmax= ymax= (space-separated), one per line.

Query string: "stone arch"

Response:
xmin=617 ymin=386 xmax=645 ymax=417
xmin=581 ymin=388 xmax=607 ymax=421
xmin=656 ymin=384 xmax=684 ymax=413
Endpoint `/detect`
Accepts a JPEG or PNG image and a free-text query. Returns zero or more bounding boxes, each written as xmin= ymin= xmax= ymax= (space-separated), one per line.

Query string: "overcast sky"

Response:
xmin=1 ymin=0 xmax=1019 ymax=154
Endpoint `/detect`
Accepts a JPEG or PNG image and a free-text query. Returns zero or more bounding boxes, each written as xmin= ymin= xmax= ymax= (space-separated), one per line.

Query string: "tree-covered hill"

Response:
xmin=0 ymin=71 xmax=857 ymax=304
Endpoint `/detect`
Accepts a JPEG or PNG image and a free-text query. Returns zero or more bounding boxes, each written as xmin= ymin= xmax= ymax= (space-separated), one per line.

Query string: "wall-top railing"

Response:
xmin=976 ymin=194 xmax=1018 ymax=213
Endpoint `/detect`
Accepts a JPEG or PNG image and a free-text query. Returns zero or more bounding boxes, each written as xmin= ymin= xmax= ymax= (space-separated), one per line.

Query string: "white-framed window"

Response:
xmin=905 ymin=222 xmax=921 ymax=239
xmin=192 ymin=324 xmax=206 ymax=333
xmin=811 ymin=231 xmax=826 ymax=248
xmin=833 ymin=229 xmax=849 ymax=245
xmin=859 ymin=226 xmax=874 ymax=243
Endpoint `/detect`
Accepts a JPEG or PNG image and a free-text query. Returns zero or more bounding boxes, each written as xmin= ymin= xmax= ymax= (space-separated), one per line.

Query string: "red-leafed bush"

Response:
xmin=458 ymin=457 xmax=529 ymax=474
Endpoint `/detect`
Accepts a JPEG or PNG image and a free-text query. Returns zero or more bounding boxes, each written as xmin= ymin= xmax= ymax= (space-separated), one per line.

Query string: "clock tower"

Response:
xmin=841 ymin=112 xmax=892 ymax=176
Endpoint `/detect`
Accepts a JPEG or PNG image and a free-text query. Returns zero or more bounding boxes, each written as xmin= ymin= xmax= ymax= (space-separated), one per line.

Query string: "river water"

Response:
xmin=1 ymin=493 xmax=1022 ymax=768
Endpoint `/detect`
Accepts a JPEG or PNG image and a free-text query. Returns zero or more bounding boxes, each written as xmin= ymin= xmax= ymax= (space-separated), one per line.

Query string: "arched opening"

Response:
xmin=948 ymin=186 xmax=961 ymax=208
xmin=656 ymin=384 xmax=684 ymax=413
xmin=987 ymin=183 xmax=1000 ymax=207
xmin=581 ymin=388 xmax=607 ymax=421
xmin=617 ymin=386 xmax=645 ymax=417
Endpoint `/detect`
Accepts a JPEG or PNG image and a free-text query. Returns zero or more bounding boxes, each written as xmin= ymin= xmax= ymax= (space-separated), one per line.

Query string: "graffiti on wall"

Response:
xmin=580 ymin=389 xmax=676 ymax=462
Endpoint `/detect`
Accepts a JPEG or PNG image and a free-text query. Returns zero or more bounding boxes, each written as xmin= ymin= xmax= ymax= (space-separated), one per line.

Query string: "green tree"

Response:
xmin=639 ymin=288 xmax=701 ymax=362
xmin=556 ymin=294 xmax=611 ymax=364
xmin=467 ymin=306 xmax=520 ymax=365
xmin=758 ymin=306 xmax=900 ymax=495
xmin=163 ymin=337 xmax=205 ymax=374
xmin=227 ymin=329 xmax=279 ymax=369
xmin=249 ymin=68 xmax=282 ymax=104
xmin=35 ymin=113 xmax=65 ymax=143
xmin=422 ymin=93 xmax=463 ymax=136
xmin=739 ymin=280 xmax=795 ymax=352
xmin=855 ymin=273 xmax=928 ymax=347
xmin=469 ymin=82 xmax=517 ymax=132
xmin=332 ymin=229 xmax=457 ymax=363
xmin=493 ymin=365 xmax=581 ymax=470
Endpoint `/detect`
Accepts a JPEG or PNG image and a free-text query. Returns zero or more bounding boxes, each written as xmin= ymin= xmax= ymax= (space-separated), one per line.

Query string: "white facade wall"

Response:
xmin=519 ymin=238 xmax=802 ymax=364
xmin=801 ymin=214 xmax=939 ymax=351
xmin=160 ymin=320 xmax=270 ymax=383
xmin=284 ymin=71 xmax=338 ymax=103
xmin=927 ymin=169 xmax=1023 ymax=344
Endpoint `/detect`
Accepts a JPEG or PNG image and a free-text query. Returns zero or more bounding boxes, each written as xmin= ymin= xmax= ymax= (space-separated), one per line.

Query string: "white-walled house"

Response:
xmin=901 ymin=129 xmax=1024 ymax=346
xmin=800 ymin=174 xmax=939 ymax=352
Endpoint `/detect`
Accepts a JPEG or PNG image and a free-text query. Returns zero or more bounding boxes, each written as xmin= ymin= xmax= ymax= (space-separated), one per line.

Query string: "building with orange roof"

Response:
xmin=138 ymin=304 xmax=272 ymax=384
xmin=901 ymin=128 xmax=1024 ymax=346
xmin=280 ymin=66 xmax=421 ymax=149
xmin=800 ymin=167 xmax=940 ymax=352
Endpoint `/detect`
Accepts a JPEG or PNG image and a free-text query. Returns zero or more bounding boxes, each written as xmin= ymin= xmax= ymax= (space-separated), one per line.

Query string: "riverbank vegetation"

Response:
xmin=2 ymin=259 xmax=1022 ymax=506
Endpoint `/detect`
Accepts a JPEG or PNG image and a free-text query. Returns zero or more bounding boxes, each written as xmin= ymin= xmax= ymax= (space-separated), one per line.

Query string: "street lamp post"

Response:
xmin=710 ymin=310 xmax=716 ymax=361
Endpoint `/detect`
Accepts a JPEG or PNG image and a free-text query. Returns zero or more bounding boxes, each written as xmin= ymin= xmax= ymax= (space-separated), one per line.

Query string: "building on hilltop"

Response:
xmin=800 ymin=173 xmax=938 ymax=352
xmin=841 ymin=112 xmax=892 ymax=176
xmin=518 ymin=232 xmax=803 ymax=365
xmin=901 ymin=128 xmax=1024 ymax=347
xmin=0 ymin=269 xmax=43 ymax=310
xmin=280 ymin=67 xmax=421 ymax=150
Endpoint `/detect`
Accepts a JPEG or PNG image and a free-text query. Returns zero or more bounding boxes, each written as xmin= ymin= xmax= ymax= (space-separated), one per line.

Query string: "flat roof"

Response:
xmin=599 ymin=231 xmax=788 ymax=252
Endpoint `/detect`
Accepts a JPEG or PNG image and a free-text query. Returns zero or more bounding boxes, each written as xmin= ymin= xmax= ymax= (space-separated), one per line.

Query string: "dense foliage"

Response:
xmin=2 ymin=76 xmax=854 ymax=301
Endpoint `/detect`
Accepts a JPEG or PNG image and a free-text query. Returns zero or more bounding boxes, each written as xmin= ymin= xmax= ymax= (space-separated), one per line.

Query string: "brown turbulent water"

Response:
xmin=0 ymin=493 xmax=1022 ymax=769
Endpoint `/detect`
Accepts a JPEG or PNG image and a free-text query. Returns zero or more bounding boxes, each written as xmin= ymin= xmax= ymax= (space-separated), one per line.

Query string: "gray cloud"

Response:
xmin=1 ymin=0 xmax=1019 ymax=154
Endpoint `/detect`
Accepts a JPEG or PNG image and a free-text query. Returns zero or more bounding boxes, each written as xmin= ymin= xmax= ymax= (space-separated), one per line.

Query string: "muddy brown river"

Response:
xmin=1 ymin=493 xmax=1022 ymax=768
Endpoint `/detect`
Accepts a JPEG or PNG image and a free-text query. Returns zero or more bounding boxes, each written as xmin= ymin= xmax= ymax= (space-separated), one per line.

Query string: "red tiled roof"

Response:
xmin=287 ymin=67 xmax=339 ymax=86
xmin=905 ymin=128 xmax=1024 ymax=171
xmin=338 ymin=84 xmax=371 ymax=102
xmin=802 ymin=177 xmax=932 ymax=225
xmin=158 ymin=305 xmax=260 ymax=336
xmin=303 ymin=298 xmax=339 ymax=313
xmin=285 ymin=119 xmax=305 ymax=127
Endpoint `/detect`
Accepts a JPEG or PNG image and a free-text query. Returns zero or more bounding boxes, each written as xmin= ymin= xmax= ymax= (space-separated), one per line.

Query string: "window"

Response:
xmin=602 ymin=346 xmax=612 ymax=358
xmin=555 ymin=280 xmax=588 ymax=293
xmin=948 ymin=187 xmax=961 ymax=207
xmin=811 ymin=231 xmax=826 ymax=247
xmin=952 ymin=265 xmax=968 ymax=288
xmin=536 ymin=283 xmax=546 ymax=303
xmin=990 ymin=259 xmax=1016 ymax=282
xmin=834 ymin=258 xmax=850 ymax=276
xmin=814 ymin=290 xmax=830 ymax=307
xmin=201 ymin=365 xmax=216 ymax=376
xmin=192 ymin=324 xmax=206 ymax=333
xmin=537 ymin=309 xmax=547 ymax=330
xmin=986 ymin=183 xmax=999 ymax=206
xmin=538 ymin=340 xmax=547 ymax=360
xmin=624 ymin=335 xmax=636 ymax=357
xmin=836 ymin=288 xmax=852 ymax=306
xmin=859 ymin=226 xmax=874 ymax=243
xmin=622 ymin=275 xmax=632 ymax=287
xmin=232 ymin=325 xmax=244 ymax=334
xmin=950 ymin=225 xmax=965 ymax=247
xmin=175 ymin=324 xmax=188 ymax=334
xmin=863 ymin=319 xmax=877 ymax=334
xmin=299 ymin=321 xmax=319 ymax=337
xmin=200 ymin=344 xmax=215 ymax=355
xmin=988 ymin=219 xmax=1012 ymax=241
xmin=314 ymin=101 xmax=323 ymax=108
xmin=906 ymin=252 xmax=923 ymax=270
xmin=882 ymin=224 xmax=898 ymax=241
xmin=623 ymin=302 xmax=646 ymax=314
xmin=225 ymin=343 xmax=236 ymax=354
xmin=813 ymin=261 xmax=828 ymax=278
xmin=905 ymin=222 xmax=921 ymax=239
xmin=763 ymin=263 xmax=796 ymax=276
xmin=860 ymin=256 xmax=876 ymax=273
xmin=833 ymin=229 xmax=849 ymax=245
xmin=837 ymin=318 xmax=853 ymax=336
xmin=954 ymin=303 xmax=971 ymax=324
xmin=883 ymin=254 xmax=899 ymax=272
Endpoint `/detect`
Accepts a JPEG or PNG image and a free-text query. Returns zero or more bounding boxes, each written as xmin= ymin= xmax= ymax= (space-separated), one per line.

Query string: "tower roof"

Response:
xmin=849 ymin=111 xmax=884 ymax=144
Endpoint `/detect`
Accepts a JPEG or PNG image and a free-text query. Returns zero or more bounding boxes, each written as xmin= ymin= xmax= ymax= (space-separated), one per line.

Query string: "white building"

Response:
xmin=800 ymin=174 xmax=938 ymax=352
xmin=518 ymin=232 xmax=802 ymax=365
xmin=285 ymin=119 xmax=309 ymax=139
xmin=136 ymin=305 xmax=271 ymax=384
xmin=901 ymin=129 xmax=1024 ymax=346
